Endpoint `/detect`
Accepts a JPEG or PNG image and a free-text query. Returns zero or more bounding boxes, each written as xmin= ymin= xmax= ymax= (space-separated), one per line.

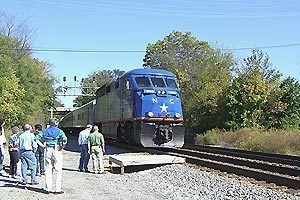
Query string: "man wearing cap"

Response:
xmin=19 ymin=124 xmax=38 ymax=185
xmin=36 ymin=118 xmax=67 ymax=194
xmin=78 ymin=124 xmax=92 ymax=172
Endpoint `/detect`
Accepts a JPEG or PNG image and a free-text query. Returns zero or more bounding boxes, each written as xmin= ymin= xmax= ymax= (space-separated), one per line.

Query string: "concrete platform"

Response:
xmin=109 ymin=154 xmax=186 ymax=174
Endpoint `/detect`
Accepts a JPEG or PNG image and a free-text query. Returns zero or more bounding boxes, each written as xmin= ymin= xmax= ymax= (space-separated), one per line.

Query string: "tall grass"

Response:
xmin=195 ymin=128 xmax=300 ymax=156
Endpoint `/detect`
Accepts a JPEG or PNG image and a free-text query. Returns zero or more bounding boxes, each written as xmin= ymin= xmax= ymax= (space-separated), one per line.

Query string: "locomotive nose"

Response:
xmin=153 ymin=125 xmax=173 ymax=145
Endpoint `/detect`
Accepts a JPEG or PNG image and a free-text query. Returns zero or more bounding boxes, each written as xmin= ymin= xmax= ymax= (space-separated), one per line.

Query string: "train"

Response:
xmin=59 ymin=68 xmax=184 ymax=147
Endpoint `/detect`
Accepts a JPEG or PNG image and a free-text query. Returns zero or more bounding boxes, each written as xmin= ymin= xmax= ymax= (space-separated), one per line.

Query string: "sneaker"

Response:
xmin=31 ymin=181 xmax=39 ymax=185
xmin=41 ymin=172 xmax=45 ymax=175
xmin=36 ymin=173 xmax=41 ymax=177
xmin=20 ymin=181 xmax=27 ymax=185
xmin=0 ymin=171 xmax=9 ymax=177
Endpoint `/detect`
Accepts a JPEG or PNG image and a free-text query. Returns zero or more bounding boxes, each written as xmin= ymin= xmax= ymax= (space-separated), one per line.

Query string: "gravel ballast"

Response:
xmin=0 ymin=145 xmax=299 ymax=200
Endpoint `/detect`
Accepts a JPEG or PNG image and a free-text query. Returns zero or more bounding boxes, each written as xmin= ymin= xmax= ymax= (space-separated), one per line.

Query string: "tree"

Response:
xmin=227 ymin=70 xmax=271 ymax=129
xmin=0 ymin=12 xmax=34 ymax=57
xmin=263 ymin=77 xmax=300 ymax=130
xmin=227 ymin=50 xmax=282 ymax=129
xmin=74 ymin=69 xmax=124 ymax=107
xmin=143 ymin=31 xmax=234 ymax=133
xmin=0 ymin=60 xmax=25 ymax=126
xmin=0 ymin=12 xmax=55 ymax=126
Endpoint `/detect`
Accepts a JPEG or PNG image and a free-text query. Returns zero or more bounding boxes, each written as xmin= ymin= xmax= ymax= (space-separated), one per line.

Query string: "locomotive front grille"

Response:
xmin=153 ymin=124 xmax=173 ymax=145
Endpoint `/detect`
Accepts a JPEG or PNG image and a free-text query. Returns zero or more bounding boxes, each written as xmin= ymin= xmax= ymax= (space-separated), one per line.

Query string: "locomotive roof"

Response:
xmin=125 ymin=68 xmax=176 ymax=77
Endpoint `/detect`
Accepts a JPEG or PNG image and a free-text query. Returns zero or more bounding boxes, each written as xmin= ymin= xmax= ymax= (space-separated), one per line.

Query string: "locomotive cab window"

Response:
xmin=151 ymin=77 xmax=166 ymax=87
xmin=166 ymin=78 xmax=178 ymax=89
xmin=135 ymin=77 xmax=151 ymax=87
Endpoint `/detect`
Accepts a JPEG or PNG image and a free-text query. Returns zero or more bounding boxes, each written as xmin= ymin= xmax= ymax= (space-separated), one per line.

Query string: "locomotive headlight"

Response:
xmin=174 ymin=113 xmax=181 ymax=119
xmin=147 ymin=112 xmax=154 ymax=117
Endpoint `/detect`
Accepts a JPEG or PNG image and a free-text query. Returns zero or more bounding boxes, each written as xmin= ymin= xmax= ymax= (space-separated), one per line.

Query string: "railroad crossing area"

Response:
xmin=0 ymin=136 xmax=299 ymax=200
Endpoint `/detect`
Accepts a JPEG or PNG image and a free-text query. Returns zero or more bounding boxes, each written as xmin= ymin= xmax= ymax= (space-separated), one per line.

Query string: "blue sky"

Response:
xmin=2 ymin=0 xmax=300 ymax=107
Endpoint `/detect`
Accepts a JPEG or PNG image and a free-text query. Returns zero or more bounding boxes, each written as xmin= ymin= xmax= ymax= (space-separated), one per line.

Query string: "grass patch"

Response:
xmin=195 ymin=128 xmax=300 ymax=156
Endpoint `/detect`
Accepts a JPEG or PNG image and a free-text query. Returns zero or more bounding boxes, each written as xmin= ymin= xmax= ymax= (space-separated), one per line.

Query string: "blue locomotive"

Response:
xmin=59 ymin=68 xmax=184 ymax=147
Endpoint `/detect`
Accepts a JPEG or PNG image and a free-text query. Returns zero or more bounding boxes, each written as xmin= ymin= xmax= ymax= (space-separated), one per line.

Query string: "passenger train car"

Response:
xmin=59 ymin=68 xmax=184 ymax=147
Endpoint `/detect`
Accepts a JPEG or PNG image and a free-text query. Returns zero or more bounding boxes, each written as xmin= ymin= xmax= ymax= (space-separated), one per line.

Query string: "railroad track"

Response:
xmin=106 ymin=139 xmax=300 ymax=189
xmin=159 ymin=145 xmax=300 ymax=190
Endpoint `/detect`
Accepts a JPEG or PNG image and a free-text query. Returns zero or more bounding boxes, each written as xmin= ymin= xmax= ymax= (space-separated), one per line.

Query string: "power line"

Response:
xmin=31 ymin=49 xmax=145 ymax=53
xmin=29 ymin=43 xmax=300 ymax=53
xmin=223 ymin=43 xmax=300 ymax=51
xmin=22 ymin=0 xmax=300 ymax=18
xmin=1 ymin=43 xmax=300 ymax=54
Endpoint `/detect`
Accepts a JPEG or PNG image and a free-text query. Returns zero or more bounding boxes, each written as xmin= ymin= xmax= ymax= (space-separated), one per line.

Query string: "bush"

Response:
xmin=195 ymin=128 xmax=300 ymax=155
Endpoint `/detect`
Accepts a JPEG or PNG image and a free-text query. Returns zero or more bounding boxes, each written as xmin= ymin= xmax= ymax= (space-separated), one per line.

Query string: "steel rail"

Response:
xmin=162 ymin=148 xmax=300 ymax=177
xmin=106 ymin=139 xmax=300 ymax=189
xmin=184 ymin=144 xmax=300 ymax=167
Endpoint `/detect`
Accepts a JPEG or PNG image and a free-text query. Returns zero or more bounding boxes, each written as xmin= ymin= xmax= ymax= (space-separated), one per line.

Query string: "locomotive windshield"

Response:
xmin=165 ymin=78 xmax=178 ymax=89
xmin=135 ymin=77 xmax=151 ymax=87
xmin=151 ymin=77 xmax=166 ymax=87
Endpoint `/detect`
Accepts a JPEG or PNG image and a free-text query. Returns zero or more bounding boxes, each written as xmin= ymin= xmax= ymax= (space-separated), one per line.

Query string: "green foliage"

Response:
xmin=262 ymin=77 xmax=300 ymax=130
xmin=143 ymin=31 xmax=234 ymax=133
xmin=227 ymin=50 xmax=282 ymax=129
xmin=0 ymin=35 xmax=55 ymax=126
xmin=74 ymin=69 xmax=124 ymax=107
xmin=0 ymin=64 xmax=25 ymax=125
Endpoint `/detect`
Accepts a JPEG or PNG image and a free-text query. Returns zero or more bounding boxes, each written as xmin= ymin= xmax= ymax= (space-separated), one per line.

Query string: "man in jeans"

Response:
xmin=19 ymin=124 xmax=38 ymax=185
xmin=34 ymin=124 xmax=45 ymax=176
xmin=78 ymin=124 xmax=92 ymax=172
xmin=36 ymin=118 xmax=67 ymax=194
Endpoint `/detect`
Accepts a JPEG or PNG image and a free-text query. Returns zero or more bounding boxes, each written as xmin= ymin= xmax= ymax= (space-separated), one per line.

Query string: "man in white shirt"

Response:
xmin=0 ymin=119 xmax=9 ymax=177
xmin=78 ymin=124 xmax=92 ymax=172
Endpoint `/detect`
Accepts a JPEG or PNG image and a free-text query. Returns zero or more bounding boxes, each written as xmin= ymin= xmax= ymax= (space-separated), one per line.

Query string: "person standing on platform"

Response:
xmin=78 ymin=124 xmax=92 ymax=172
xmin=8 ymin=126 xmax=20 ymax=178
xmin=88 ymin=125 xmax=105 ymax=174
xmin=36 ymin=118 xmax=67 ymax=194
xmin=0 ymin=118 xmax=9 ymax=177
xmin=34 ymin=124 xmax=45 ymax=176
xmin=19 ymin=124 xmax=38 ymax=185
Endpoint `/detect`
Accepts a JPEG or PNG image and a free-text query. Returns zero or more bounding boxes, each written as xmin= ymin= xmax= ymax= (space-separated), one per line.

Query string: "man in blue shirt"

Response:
xmin=36 ymin=118 xmax=67 ymax=194
xmin=19 ymin=124 xmax=38 ymax=185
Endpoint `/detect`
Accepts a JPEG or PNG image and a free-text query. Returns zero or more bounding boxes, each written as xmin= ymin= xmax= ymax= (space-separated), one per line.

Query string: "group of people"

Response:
xmin=78 ymin=124 xmax=105 ymax=174
xmin=0 ymin=118 xmax=68 ymax=194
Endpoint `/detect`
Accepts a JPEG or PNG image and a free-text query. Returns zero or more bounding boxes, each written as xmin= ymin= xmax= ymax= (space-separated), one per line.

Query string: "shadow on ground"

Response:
xmin=111 ymin=164 xmax=169 ymax=174
xmin=0 ymin=178 xmax=48 ymax=194
xmin=64 ymin=134 xmax=132 ymax=155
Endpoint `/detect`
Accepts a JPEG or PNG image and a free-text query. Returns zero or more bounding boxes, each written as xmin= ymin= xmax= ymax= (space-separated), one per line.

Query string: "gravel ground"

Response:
xmin=0 ymin=141 xmax=299 ymax=200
